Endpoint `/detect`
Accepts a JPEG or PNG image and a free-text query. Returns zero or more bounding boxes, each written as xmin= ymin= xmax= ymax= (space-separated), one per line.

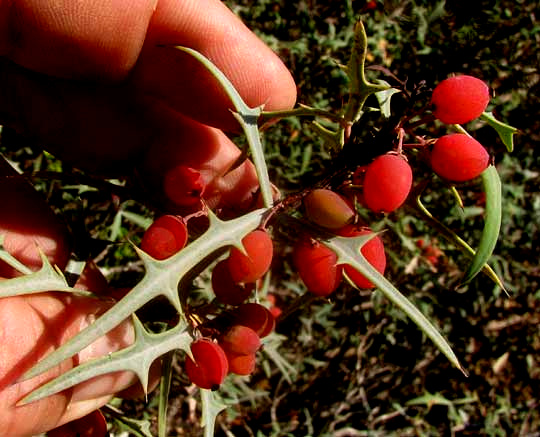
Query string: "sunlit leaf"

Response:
xmin=481 ymin=112 xmax=518 ymax=152
xmin=461 ymin=165 xmax=502 ymax=285
xmin=325 ymin=234 xmax=467 ymax=375
xmin=172 ymin=46 xmax=273 ymax=208
xmin=201 ymin=389 xmax=227 ymax=437
xmin=12 ymin=208 xmax=265 ymax=384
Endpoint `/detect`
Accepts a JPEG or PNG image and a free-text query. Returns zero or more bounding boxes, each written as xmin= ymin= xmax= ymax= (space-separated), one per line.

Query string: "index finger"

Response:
xmin=0 ymin=0 xmax=296 ymax=129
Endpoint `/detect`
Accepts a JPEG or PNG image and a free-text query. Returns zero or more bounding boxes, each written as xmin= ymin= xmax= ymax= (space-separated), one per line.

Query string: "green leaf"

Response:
xmin=325 ymin=234 xmax=467 ymax=375
xmin=201 ymin=389 xmax=227 ymax=437
xmin=13 ymin=208 xmax=266 ymax=384
xmin=413 ymin=196 xmax=506 ymax=292
xmin=171 ymin=46 xmax=274 ymax=209
xmin=262 ymin=333 xmax=297 ymax=384
xmin=481 ymin=111 xmax=518 ymax=152
xmin=374 ymin=81 xmax=401 ymax=119
xmin=0 ymin=246 xmax=93 ymax=298
xmin=343 ymin=21 xmax=391 ymax=123
xmin=461 ymin=165 xmax=502 ymax=285
xmin=158 ymin=351 xmax=175 ymax=437
xmin=19 ymin=316 xmax=192 ymax=405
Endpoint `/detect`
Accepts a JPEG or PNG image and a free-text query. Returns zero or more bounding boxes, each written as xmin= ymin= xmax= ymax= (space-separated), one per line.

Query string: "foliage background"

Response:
xmin=1 ymin=0 xmax=538 ymax=436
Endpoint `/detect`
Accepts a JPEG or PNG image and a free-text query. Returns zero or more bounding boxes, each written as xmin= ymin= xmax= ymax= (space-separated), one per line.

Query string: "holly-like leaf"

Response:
xmin=461 ymin=165 xmax=502 ymax=285
xmin=201 ymin=389 xmax=227 ymax=437
xmin=374 ymin=81 xmax=401 ymax=119
xmin=158 ymin=351 xmax=175 ymax=437
xmin=343 ymin=21 xmax=391 ymax=123
xmin=481 ymin=112 xmax=518 ymax=152
xmin=171 ymin=46 xmax=274 ymax=209
xmin=0 ymin=245 xmax=93 ymax=298
xmin=11 ymin=208 xmax=266 ymax=384
xmin=325 ymin=233 xmax=467 ymax=375
xmin=19 ymin=315 xmax=192 ymax=405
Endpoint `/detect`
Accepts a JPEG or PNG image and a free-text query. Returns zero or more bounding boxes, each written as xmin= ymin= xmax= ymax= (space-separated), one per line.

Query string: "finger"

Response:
xmin=0 ymin=157 xmax=70 ymax=277
xmin=0 ymin=0 xmax=296 ymax=130
xmin=130 ymin=0 xmax=296 ymax=129
xmin=0 ymin=0 xmax=155 ymax=80
xmin=0 ymin=69 xmax=260 ymax=210
xmin=0 ymin=292 xmax=136 ymax=436
xmin=139 ymin=102 xmax=260 ymax=212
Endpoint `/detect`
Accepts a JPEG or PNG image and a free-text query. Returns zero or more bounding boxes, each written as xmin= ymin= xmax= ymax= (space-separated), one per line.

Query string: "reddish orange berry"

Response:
xmin=232 ymin=303 xmax=275 ymax=337
xmin=293 ymin=237 xmax=342 ymax=297
xmin=227 ymin=230 xmax=273 ymax=283
xmin=140 ymin=215 xmax=188 ymax=260
xmin=431 ymin=75 xmax=490 ymax=124
xmin=163 ymin=165 xmax=206 ymax=206
xmin=337 ymin=225 xmax=386 ymax=289
xmin=225 ymin=352 xmax=257 ymax=376
xmin=220 ymin=325 xmax=261 ymax=356
xmin=431 ymin=134 xmax=489 ymax=181
xmin=363 ymin=154 xmax=412 ymax=213
xmin=303 ymin=189 xmax=355 ymax=229
xmin=211 ymin=260 xmax=254 ymax=305
xmin=185 ymin=338 xmax=229 ymax=390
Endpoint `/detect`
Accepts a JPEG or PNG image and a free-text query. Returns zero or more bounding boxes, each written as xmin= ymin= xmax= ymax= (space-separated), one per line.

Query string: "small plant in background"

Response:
xmin=0 ymin=16 xmax=519 ymax=437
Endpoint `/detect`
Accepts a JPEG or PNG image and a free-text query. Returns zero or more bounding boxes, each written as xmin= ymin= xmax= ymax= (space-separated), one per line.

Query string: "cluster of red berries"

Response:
xmin=140 ymin=214 xmax=276 ymax=389
xmin=185 ymin=302 xmax=275 ymax=389
xmin=290 ymin=75 xmax=492 ymax=296
xmin=294 ymin=188 xmax=387 ymax=296
xmin=430 ymin=75 xmax=491 ymax=181
xmin=136 ymin=74 xmax=492 ymax=392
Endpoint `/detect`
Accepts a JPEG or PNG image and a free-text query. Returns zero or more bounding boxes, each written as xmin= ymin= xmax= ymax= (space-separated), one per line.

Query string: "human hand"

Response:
xmin=0 ymin=0 xmax=296 ymax=434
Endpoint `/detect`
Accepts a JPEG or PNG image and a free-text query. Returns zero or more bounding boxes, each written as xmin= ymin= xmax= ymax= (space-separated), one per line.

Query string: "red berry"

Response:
xmin=225 ymin=352 xmax=257 ymax=376
xmin=220 ymin=325 xmax=261 ymax=356
xmin=293 ymin=237 xmax=342 ymax=297
xmin=140 ymin=215 xmax=188 ymax=260
xmin=431 ymin=134 xmax=489 ymax=181
xmin=211 ymin=260 xmax=254 ymax=305
xmin=232 ymin=303 xmax=275 ymax=337
xmin=337 ymin=225 xmax=386 ymax=289
xmin=163 ymin=165 xmax=206 ymax=206
xmin=431 ymin=75 xmax=490 ymax=124
xmin=303 ymin=189 xmax=355 ymax=229
xmin=227 ymin=230 xmax=273 ymax=283
xmin=47 ymin=410 xmax=107 ymax=437
xmin=363 ymin=154 xmax=412 ymax=213
xmin=185 ymin=338 xmax=229 ymax=390
xmin=266 ymin=293 xmax=283 ymax=319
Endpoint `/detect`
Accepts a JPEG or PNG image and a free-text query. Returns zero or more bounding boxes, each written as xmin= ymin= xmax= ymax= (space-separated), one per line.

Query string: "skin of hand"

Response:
xmin=0 ymin=0 xmax=296 ymax=435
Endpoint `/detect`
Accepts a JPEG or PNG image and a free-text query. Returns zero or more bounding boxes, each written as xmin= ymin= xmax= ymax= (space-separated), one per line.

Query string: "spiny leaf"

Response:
xmin=461 ymin=165 xmax=502 ymax=285
xmin=19 ymin=316 xmax=192 ymax=405
xmin=201 ymin=389 xmax=227 ymax=437
xmin=413 ymin=195 xmax=506 ymax=292
xmin=325 ymin=234 xmax=467 ymax=375
xmin=374 ymin=81 xmax=401 ymax=119
xmin=171 ymin=46 xmax=273 ymax=209
xmin=0 ymin=247 xmax=93 ymax=298
xmin=343 ymin=21 xmax=390 ymax=123
xmin=158 ymin=351 xmax=175 ymax=437
xmin=17 ymin=208 xmax=266 ymax=382
xmin=481 ymin=112 xmax=518 ymax=152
